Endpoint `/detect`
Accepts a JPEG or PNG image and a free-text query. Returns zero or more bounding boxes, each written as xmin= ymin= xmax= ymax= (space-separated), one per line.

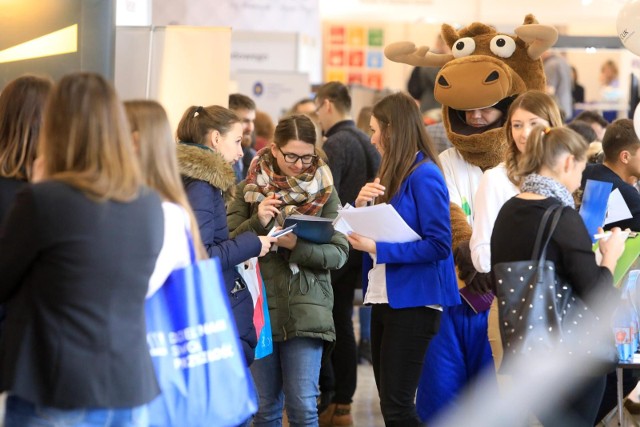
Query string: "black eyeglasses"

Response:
xmin=277 ymin=146 xmax=317 ymax=165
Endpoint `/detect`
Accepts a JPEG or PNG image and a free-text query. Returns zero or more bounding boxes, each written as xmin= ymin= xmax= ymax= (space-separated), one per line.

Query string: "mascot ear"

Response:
xmin=441 ymin=24 xmax=460 ymax=50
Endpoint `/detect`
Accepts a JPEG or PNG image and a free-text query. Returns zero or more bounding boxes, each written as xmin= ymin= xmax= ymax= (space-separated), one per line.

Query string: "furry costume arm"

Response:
xmin=450 ymin=202 xmax=472 ymax=251
xmin=454 ymin=239 xmax=494 ymax=295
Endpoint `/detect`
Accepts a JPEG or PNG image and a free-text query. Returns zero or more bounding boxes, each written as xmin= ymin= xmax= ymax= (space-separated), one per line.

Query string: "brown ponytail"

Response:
xmin=518 ymin=125 xmax=588 ymax=177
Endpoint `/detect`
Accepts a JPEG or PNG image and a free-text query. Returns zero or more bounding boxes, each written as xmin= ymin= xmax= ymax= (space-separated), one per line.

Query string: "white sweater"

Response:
xmin=439 ymin=147 xmax=483 ymax=227
xmin=469 ymin=163 xmax=519 ymax=273
xmin=147 ymin=202 xmax=192 ymax=298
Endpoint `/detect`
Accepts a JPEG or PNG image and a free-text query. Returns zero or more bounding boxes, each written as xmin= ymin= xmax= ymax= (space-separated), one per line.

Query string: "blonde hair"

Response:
xmin=504 ymin=90 xmax=563 ymax=186
xmin=40 ymin=73 xmax=141 ymax=201
xmin=124 ymin=100 xmax=207 ymax=260
xmin=0 ymin=75 xmax=52 ymax=180
xmin=518 ymin=126 xmax=588 ymax=177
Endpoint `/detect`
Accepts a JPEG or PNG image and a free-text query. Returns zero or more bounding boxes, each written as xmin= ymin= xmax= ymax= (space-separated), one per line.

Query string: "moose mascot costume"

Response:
xmin=384 ymin=14 xmax=558 ymax=422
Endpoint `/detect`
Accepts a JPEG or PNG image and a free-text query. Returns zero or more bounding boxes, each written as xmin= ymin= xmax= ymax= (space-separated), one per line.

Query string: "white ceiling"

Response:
xmin=319 ymin=0 xmax=629 ymax=32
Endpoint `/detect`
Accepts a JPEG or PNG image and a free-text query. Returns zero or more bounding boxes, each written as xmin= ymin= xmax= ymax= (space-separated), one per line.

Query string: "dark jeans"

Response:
xmin=371 ymin=304 xmax=441 ymax=427
xmin=318 ymin=267 xmax=359 ymax=405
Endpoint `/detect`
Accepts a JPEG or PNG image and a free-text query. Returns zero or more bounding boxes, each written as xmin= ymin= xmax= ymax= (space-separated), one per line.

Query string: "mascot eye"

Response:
xmin=452 ymin=37 xmax=476 ymax=58
xmin=490 ymin=35 xmax=516 ymax=58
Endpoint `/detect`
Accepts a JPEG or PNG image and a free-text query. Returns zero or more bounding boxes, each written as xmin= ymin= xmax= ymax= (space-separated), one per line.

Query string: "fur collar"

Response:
xmin=176 ymin=143 xmax=236 ymax=191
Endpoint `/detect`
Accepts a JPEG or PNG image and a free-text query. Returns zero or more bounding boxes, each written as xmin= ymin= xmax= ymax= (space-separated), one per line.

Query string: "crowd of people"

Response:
xmin=0 ymin=67 xmax=637 ymax=427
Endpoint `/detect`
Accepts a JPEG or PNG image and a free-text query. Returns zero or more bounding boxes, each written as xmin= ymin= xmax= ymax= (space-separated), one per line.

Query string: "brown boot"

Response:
xmin=331 ymin=404 xmax=353 ymax=426
xmin=318 ymin=403 xmax=336 ymax=427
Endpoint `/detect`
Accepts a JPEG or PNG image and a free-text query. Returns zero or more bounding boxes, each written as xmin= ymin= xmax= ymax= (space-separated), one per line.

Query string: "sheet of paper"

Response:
xmin=333 ymin=203 xmax=421 ymax=243
xmin=605 ymin=188 xmax=633 ymax=225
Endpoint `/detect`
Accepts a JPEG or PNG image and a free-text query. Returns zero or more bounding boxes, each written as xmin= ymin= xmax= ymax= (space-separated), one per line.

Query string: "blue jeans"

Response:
xmin=4 ymin=395 xmax=148 ymax=427
xmin=250 ymin=337 xmax=323 ymax=427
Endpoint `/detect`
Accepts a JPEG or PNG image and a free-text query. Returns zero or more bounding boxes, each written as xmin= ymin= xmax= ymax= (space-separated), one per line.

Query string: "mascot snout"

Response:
xmin=435 ymin=56 xmax=526 ymax=111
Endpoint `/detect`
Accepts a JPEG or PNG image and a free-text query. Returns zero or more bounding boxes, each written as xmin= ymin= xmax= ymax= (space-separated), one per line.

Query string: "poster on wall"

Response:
xmin=151 ymin=0 xmax=322 ymax=83
xmin=235 ymin=70 xmax=311 ymax=122
xmin=323 ymin=23 xmax=384 ymax=90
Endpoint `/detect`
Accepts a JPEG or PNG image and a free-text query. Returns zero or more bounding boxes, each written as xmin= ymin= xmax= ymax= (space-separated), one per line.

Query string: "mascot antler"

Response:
xmin=515 ymin=14 xmax=558 ymax=60
xmin=384 ymin=41 xmax=453 ymax=67
xmin=516 ymin=24 xmax=558 ymax=60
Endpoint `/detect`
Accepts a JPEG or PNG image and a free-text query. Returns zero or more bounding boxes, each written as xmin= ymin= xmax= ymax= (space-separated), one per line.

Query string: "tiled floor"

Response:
xmin=352 ymin=363 xmax=384 ymax=427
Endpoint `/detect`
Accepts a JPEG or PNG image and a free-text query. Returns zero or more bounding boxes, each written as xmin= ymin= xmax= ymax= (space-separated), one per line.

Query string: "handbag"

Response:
xmin=238 ymin=258 xmax=273 ymax=359
xmin=494 ymin=204 xmax=617 ymax=374
xmin=145 ymin=234 xmax=258 ymax=427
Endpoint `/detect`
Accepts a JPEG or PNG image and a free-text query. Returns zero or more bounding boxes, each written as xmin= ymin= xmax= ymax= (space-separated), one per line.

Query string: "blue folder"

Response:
xmin=283 ymin=214 xmax=334 ymax=244
xmin=579 ymin=179 xmax=613 ymax=243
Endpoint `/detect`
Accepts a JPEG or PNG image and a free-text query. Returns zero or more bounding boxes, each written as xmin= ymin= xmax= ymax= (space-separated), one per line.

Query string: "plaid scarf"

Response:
xmin=244 ymin=147 xmax=334 ymax=223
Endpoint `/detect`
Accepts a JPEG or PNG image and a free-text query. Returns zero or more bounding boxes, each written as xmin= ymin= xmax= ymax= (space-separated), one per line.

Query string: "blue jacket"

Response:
xmin=363 ymin=153 xmax=460 ymax=309
xmin=177 ymin=143 xmax=262 ymax=365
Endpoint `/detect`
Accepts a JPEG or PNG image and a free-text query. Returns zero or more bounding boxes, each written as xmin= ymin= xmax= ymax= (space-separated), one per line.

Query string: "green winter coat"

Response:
xmin=227 ymin=182 xmax=349 ymax=343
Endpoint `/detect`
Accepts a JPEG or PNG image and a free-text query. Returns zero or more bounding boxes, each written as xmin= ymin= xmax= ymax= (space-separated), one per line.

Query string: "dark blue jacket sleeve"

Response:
xmin=185 ymin=180 xmax=261 ymax=269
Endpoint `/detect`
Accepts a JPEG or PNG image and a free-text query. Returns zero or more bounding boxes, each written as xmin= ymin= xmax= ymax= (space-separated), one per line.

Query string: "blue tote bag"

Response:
xmin=145 ymin=237 xmax=258 ymax=427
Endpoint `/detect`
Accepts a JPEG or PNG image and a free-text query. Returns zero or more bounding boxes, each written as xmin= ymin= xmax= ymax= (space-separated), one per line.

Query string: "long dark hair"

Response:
xmin=372 ymin=92 xmax=441 ymax=203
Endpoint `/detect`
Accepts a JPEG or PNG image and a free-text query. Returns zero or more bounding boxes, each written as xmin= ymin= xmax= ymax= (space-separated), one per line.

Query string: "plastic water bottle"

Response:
xmin=613 ymin=284 xmax=637 ymax=361
xmin=627 ymin=270 xmax=640 ymax=352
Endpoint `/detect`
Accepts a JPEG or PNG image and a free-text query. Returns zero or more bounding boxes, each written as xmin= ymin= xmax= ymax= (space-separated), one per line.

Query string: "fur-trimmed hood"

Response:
xmin=176 ymin=142 xmax=236 ymax=192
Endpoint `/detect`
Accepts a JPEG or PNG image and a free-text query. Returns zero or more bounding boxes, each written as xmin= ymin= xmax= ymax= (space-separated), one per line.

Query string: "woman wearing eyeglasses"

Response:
xmin=227 ymin=114 xmax=349 ymax=426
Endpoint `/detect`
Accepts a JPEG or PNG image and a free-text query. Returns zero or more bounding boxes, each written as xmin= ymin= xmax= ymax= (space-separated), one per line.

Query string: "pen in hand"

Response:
xmin=593 ymin=230 xmax=635 ymax=240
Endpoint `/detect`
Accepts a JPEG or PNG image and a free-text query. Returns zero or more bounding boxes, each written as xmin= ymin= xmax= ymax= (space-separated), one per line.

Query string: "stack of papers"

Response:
xmin=333 ymin=203 xmax=420 ymax=243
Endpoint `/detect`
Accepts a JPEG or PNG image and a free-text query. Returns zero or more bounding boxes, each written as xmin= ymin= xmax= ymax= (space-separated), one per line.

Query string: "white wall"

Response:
xmin=151 ymin=0 xmax=322 ymax=83
xmin=319 ymin=0 xmax=628 ymax=27
xmin=114 ymin=26 xmax=232 ymax=132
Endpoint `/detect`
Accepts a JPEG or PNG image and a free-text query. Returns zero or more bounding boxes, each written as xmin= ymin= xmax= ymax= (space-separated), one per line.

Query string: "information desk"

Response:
xmin=616 ymin=355 xmax=640 ymax=426
xmin=613 ymin=236 xmax=640 ymax=426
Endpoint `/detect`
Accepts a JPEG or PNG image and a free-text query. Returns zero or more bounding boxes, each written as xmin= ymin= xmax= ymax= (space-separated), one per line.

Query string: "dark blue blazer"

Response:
xmin=0 ymin=182 xmax=163 ymax=408
xmin=0 ymin=177 xmax=25 ymax=224
xmin=363 ymin=153 xmax=460 ymax=309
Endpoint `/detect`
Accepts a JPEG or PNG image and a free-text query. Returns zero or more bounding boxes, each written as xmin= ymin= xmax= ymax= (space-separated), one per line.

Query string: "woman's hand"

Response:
xmin=598 ymin=226 xmax=627 ymax=273
xmin=257 ymin=235 xmax=278 ymax=257
xmin=355 ymin=178 xmax=385 ymax=208
xmin=258 ymin=194 xmax=282 ymax=227
xmin=347 ymin=232 xmax=376 ymax=254
xmin=276 ymin=232 xmax=297 ymax=250
xmin=598 ymin=227 xmax=627 ymax=258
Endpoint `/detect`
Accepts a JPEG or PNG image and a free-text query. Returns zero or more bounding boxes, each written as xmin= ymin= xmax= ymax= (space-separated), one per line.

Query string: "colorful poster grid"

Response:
xmin=324 ymin=24 xmax=384 ymax=89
